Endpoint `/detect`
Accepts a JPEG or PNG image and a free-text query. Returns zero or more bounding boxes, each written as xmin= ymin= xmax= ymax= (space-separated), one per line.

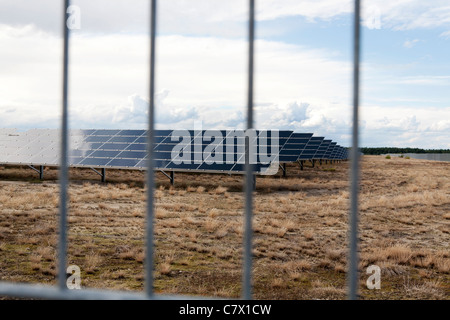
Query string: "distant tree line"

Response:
xmin=360 ymin=147 xmax=450 ymax=155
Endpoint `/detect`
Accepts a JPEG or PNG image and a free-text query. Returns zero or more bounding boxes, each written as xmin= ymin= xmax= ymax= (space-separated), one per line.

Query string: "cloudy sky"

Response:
xmin=0 ymin=0 xmax=449 ymax=148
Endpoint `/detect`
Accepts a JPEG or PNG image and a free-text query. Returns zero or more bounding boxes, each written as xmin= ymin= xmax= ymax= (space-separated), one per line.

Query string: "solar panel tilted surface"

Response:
xmin=0 ymin=129 xmax=348 ymax=175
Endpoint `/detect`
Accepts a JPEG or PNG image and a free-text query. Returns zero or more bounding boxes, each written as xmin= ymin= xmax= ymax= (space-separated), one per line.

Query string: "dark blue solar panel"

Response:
xmin=0 ymin=128 xmax=347 ymax=174
xmin=126 ymin=143 xmax=147 ymax=151
xmin=229 ymin=163 xmax=270 ymax=173
xmin=156 ymin=129 xmax=176 ymax=136
xmin=308 ymin=137 xmax=324 ymax=143
xmin=107 ymin=158 xmax=142 ymax=167
xmin=85 ymin=136 xmax=112 ymax=143
xmin=197 ymin=163 xmax=236 ymax=171
xmin=204 ymin=153 xmax=247 ymax=162
xmin=324 ymin=142 xmax=337 ymax=159
xmin=99 ymin=143 xmax=130 ymax=150
xmin=278 ymin=155 xmax=300 ymax=162
xmin=277 ymin=131 xmax=293 ymax=138
xmin=293 ymin=133 xmax=313 ymax=139
xmin=90 ymin=150 xmax=122 ymax=158
xmin=331 ymin=145 xmax=341 ymax=159
xmin=79 ymin=157 xmax=111 ymax=166
xmin=91 ymin=129 xmax=122 ymax=136
xmin=108 ymin=136 xmax=141 ymax=143
xmin=314 ymin=139 xmax=331 ymax=159
xmin=118 ymin=151 xmax=146 ymax=159
xmin=155 ymin=144 xmax=184 ymax=152
xmin=298 ymin=137 xmax=323 ymax=160
xmin=135 ymin=136 xmax=149 ymax=143
xmin=153 ymin=151 xmax=176 ymax=160
xmin=287 ymin=138 xmax=311 ymax=144
xmin=336 ymin=146 xmax=344 ymax=160
xmin=119 ymin=130 xmax=146 ymax=136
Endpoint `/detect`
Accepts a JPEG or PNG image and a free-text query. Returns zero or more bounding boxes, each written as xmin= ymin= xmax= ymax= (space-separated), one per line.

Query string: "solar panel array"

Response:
xmin=0 ymin=129 xmax=348 ymax=175
xmin=299 ymin=136 xmax=323 ymax=160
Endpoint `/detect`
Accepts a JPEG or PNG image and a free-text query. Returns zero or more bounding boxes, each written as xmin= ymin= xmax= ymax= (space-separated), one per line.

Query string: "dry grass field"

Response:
xmin=0 ymin=155 xmax=449 ymax=299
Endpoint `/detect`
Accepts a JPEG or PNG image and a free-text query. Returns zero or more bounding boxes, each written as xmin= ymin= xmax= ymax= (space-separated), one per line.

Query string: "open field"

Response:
xmin=0 ymin=155 xmax=449 ymax=299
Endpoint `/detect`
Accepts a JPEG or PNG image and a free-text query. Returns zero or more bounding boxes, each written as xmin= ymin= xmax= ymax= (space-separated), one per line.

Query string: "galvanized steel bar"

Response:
xmin=145 ymin=0 xmax=157 ymax=298
xmin=348 ymin=0 xmax=361 ymax=300
xmin=58 ymin=0 xmax=71 ymax=291
xmin=243 ymin=0 xmax=255 ymax=300
xmin=0 ymin=282 xmax=212 ymax=300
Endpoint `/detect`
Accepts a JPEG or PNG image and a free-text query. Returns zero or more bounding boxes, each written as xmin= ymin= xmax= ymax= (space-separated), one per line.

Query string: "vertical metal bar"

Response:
xmin=58 ymin=0 xmax=71 ymax=291
xmin=243 ymin=0 xmax=255 ymax=300
xmin=349 ymin=0 xmax=361 ymax=300
xmin=145 ymin=0 xmax=157 ymax=298
xmin=39 ymin=166 xmax=44 ymax=180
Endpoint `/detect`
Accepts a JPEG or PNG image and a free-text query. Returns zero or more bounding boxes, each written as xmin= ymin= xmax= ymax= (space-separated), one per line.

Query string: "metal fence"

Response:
xmin=0 ymin=0 xmax=361 ymax=300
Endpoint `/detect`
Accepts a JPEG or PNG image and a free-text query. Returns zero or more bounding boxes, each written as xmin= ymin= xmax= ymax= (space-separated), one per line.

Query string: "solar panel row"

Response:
xmin=0 ymin=129 xmax=348 ymax=177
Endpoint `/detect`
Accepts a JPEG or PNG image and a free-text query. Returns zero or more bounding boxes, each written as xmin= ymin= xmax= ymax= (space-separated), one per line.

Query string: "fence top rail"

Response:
xmin=0 ymin=282 xmax=225 ymax=300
